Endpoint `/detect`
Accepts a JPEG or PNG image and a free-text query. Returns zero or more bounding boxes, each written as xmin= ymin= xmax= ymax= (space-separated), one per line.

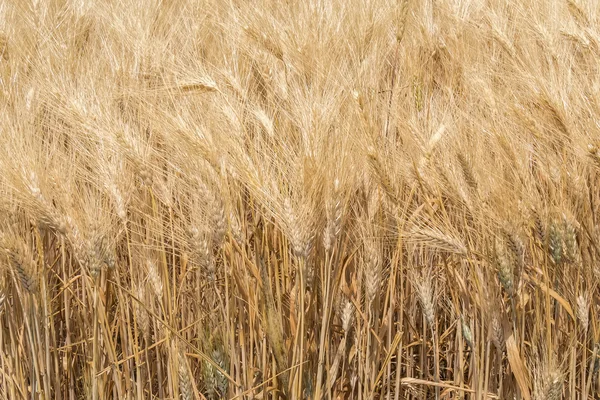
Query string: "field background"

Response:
xmin=0 ymin=0 xmax=599 ymax=399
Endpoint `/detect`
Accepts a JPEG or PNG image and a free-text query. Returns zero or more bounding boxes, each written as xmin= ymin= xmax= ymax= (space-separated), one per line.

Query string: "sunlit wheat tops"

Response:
xmin=0 ymin=0 xmax=599 ymax=399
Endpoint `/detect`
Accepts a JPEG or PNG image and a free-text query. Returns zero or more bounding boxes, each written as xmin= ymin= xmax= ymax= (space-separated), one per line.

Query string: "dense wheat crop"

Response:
xmin=1 ymin=0 xmax=600 ymax=399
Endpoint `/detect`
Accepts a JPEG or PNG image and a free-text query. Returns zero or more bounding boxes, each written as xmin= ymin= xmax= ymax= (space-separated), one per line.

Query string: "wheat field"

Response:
xmin=0 ymin=0 xmax=598 ymax=399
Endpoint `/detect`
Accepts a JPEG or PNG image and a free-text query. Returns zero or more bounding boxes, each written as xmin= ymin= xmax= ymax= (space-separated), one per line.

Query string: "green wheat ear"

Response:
xmin=460 ymin=316 xmax=473 ymax=350
xmin=203 ymin=341 xmax=229 ymax=400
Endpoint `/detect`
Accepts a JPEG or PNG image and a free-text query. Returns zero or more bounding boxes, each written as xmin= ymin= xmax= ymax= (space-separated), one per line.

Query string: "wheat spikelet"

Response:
xmin=99 ymin=157 xmax=131 ymax=223
xmin=228 ymin=210 xmax=243 ymax=245
xmin=456 ymin=152 xmax=478 ymax=192
xmin=253 ymin=107 xmax=275 ymax=138
xmin=134 ymin=283 xmax=150 ymax=338
xmin=411 ymin=267 xmax=435 ymax=327
xmin=531 ymin=207 xmax=547 ymax=243
xmin=567 ymin=0 xmax=590 ymax=27
xmin=24 ymin=172 xmax=71 ymax=234
xmin=173 ymin=77 xmax=218 ymax=94
xmin=283 ymin=197 xmax=312 ymax=259
xmin=548 ymin=222 xmax=564 ymax=265
xmin=203 ymin=344 xmax=228 ymax=399
xmin=417 ymin=281 xmax=435 ymax=327
xmin=492 ymin=27 xmax=517 ymax=58
xmin=257 ymin=254 xmax=288 ymax=380
xmin=367 ymin=150 xmax=398 ymax=205
xmin=328 ymin=338 xmax=346 ymax=390
xmin=533 ymin=357 xmax=563 ymax=400
xmin=329 ymin=297 xmax=354 ymax=389
xmin=408 ymin=226 xmax=467 ymax=255
xmin=323 ymin=178 xmax=342 ymax=253
xmin=561 ymin=29 xmax=591 ymax=48
xmin=145 ymin=258 xmax=163 ymax=298
xmin=77 ymin=239 xmax=103 ymax=276
xmin=0 ymin=31 xmax=7 ymax=60
xmin=418 ymin=124 xmax=446 ymax=173
xmin=461 ymin=316 xmax=473 ymax=350
xmin=576 ymin=294 xmax=589 ymax=331
xmin=353 ymin=89 xmax=371 ymax=132
xmin=72 ymin=226 xmax=115 ymax=276
xmin=178 ymin=349 xmax=193 ymax=400
xmin=107 ymin=182 xmax=128 ymax=221
xmin=1 ymin=235 xmax=37 ymax=293
xmin=339 ymin=297 xmax=355 ymax=333
xmin=588 ymin=144 xmax=600 ymax=167
xmin=395 ymin=0 xmax=409 ymax=43
xmin=546 ymin=214 xmax=578 ymax=265
xmin=363 ymin=236 xmax=381 ymax=307
xmin=187 ymin=226 xmax=213 ymax=274
xmin=539 ymin=95 xmax=570 ymax=137
xmin=493 ymin=237 xmax=513 ymax=292
xmin=561 ymin=215 xmax=578 ymax=263
xmin=490 ymin=313 xmax=504 ymax=351
xmin=504 ymin=230 xmax=525 ymax=273
xmin=242 ymin=25 xmax=284 ymax=60
xmin=199 ymin=182 xmax=226 ymax=245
